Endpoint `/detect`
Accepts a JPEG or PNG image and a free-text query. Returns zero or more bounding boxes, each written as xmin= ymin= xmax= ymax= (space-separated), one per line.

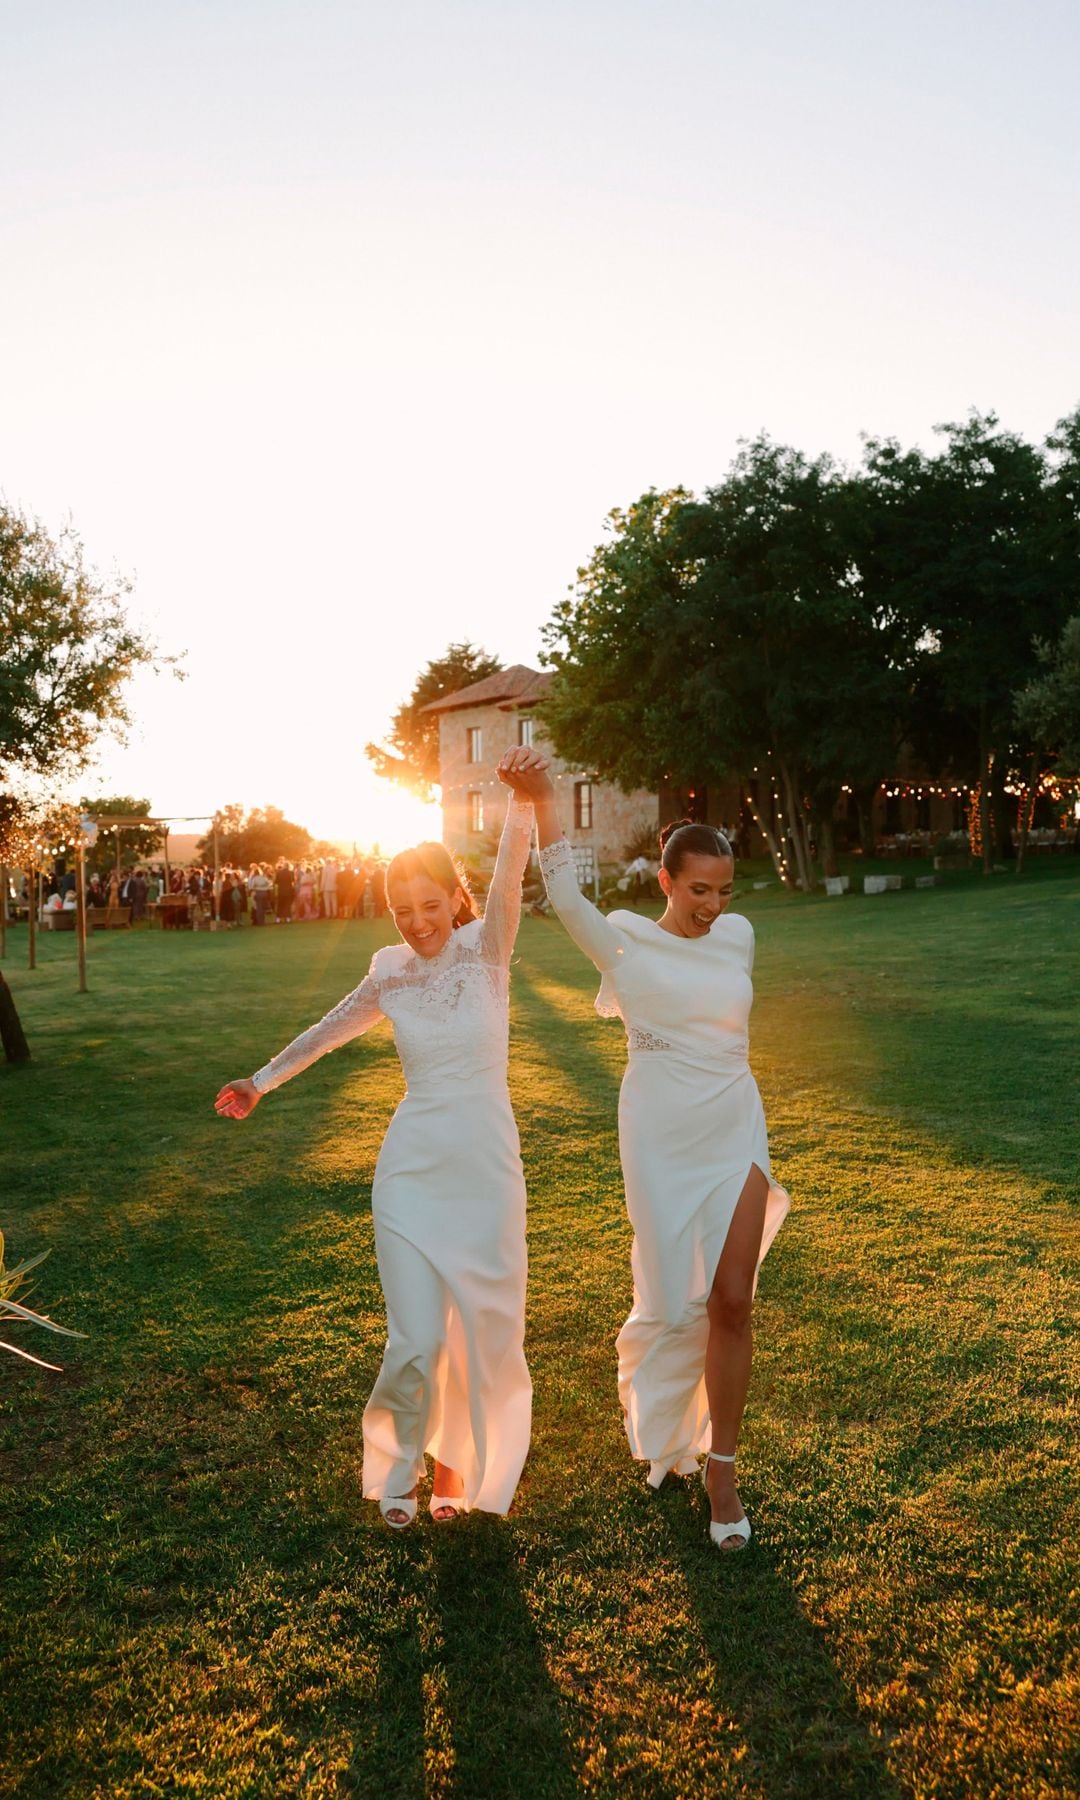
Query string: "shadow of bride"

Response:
xmin=422 ymin=1516 xmax=578 ymax=1798
xmin=653 ymin=1480 xmax=901 ymax=1798
xmin=343 ymin=1516 xmax=578 ymax=1797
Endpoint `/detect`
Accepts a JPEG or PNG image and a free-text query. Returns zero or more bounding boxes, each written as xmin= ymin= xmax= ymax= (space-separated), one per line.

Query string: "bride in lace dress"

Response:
xmin=214 ymin=766 xmax=543 ymax=1526
xmin=500 ymin=762 xmax=788 ymax=1552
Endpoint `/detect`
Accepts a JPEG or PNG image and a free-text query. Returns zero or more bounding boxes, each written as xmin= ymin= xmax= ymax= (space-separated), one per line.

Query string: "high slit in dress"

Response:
xmin=539 ymin=841 xmax=789 ymax=1481
xmin=250 ymin=797 xmax=535 ymax=1514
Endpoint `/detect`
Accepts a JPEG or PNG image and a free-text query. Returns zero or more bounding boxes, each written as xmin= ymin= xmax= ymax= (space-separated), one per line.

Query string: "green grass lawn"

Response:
xmin=1 ymin=864 xmax=1077 ymax=1799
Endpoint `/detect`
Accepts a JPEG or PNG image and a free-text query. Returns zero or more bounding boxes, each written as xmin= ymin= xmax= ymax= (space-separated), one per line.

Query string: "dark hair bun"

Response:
xmin=658 ymin=817 xmax=696 ymax=852
xmin=660 ymin=819 xmax=734 ymax=876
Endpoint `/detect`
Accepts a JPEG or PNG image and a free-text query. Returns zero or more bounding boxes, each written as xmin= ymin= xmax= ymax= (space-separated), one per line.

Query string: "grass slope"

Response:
xmin=1 ymin=866 xmax=1077 ymax=1798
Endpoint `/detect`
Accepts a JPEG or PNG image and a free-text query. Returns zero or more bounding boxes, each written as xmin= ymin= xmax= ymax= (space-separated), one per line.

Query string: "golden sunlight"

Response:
xmin=317 ymin=772 xmax=443 ymax=858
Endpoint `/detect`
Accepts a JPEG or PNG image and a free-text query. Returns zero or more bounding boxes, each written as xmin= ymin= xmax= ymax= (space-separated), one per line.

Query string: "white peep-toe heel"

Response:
xmin=428 ymin=1493 xmax=465 ymax=1523
xmin=379 ymin=1495 xmax=418 ymax=1530
xmin=702 ymin=1451 xmax=751 ymax=1551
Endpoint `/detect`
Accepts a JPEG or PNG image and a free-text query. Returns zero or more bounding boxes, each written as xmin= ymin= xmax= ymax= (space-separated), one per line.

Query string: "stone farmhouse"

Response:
xmin=423 ymin=662 xmax=979 ymax=870
xmin=422 ymin=665 xmax=659 ymax=867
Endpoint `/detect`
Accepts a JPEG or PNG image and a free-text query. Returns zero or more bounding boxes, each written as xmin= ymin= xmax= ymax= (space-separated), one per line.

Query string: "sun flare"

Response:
xmin=313 ymin=774 xmax=443 ymax=858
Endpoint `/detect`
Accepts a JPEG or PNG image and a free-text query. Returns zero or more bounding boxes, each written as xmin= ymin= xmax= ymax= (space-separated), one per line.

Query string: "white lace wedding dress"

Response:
xmin=251 ymin=797 xmax=535 ymax=1514
xmin=539 ymin=841 xmax=789 ymax=1480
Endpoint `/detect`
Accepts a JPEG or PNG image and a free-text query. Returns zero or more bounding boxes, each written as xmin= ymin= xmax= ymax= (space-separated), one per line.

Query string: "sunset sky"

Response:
xmin=3 ymin=0 xmax=1078 ymax=847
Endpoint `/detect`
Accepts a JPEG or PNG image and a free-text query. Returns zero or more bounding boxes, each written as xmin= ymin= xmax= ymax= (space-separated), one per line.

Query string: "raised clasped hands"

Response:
xmin=497 ymin=746 xmax=554 ymax=799
xmin=214 ymin=1077 xmax=261 ymax=1121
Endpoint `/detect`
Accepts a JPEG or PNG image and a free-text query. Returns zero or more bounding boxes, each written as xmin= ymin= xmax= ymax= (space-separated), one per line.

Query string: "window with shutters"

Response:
xmin=574 ymin=781 xmax=593 ymax=830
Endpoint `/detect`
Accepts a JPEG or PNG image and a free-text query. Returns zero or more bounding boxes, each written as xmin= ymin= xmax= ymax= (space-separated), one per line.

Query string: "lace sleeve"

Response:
xmin=478 ymin=794 xmax=535 ymax=967
xmin=251 ymin=959 xmax=385 ymax=1094
xmin=538 ymin=839 xmax=624 ymax=975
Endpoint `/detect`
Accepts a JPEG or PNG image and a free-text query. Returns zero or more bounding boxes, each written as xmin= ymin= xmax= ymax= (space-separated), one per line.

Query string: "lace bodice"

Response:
xmin=538 ymin=837 xmax=755 ymax=1070
xmin=251 ymin=797 xmax=534 ymax=1094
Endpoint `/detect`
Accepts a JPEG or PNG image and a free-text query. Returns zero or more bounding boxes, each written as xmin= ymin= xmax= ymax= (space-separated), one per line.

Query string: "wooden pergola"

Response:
xmin=87 ymin=813 xmax=221 ymax=891
xmin=3 ymin=812 xmax=224 ymax=995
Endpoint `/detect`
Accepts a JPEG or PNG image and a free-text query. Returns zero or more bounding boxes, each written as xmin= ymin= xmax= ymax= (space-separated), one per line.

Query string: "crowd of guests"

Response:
xmin=206 ymin=858 xmax=389 ymax=927
xmin=17 ymin=857 xmax=393 ymax=929
xmin=32 ymin=865 xmax=162 ymax=921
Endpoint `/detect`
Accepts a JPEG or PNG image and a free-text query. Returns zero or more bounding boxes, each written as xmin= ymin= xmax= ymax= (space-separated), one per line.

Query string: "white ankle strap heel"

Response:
xmin=702 ymin=1451 xmax=751 ymax=1551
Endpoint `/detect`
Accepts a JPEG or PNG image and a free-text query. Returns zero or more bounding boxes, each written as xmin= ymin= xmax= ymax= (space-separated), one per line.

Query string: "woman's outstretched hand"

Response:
xmin=497 ymin=747 xmax=554 ymax=799
xmin=214 ymin=1078 xmax=261 ymax=1121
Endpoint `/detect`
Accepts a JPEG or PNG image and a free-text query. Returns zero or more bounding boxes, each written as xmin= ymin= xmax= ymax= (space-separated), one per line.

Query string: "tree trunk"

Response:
xmin=0 ymin=970 xmax=30 ymax=1062
xmin=0 ymin=863 xmax=6 ymax=958
xmin=810 ymin=783 xmax=842 ymax=878
xmin=978 ymin=711 xmax=993 ymax=876
xmin=852 ymin=784 xmax=878 ymax=857
xmin=778 ymin=758 xmax=813 ymax=891
xmin=741 ymin=785 xmax=795 ymax=889
xmin=1014 ymin=750 xmax=1040 ymax=877
xmin=816 ymin=812 xmax=839 ymax=879
xmin=988 ymin=753 xmax=1013 ymax=861
xmin=28 ymin=868 xmax=37 ymax=968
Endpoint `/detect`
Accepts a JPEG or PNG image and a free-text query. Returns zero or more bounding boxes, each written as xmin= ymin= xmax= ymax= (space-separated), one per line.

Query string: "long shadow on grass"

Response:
xmin=509 ymin=963 xmax=623 ymax=1121
xmin=654 ymin=1481 xmax=900 ymax=1799
xmin=428 ymin=1518 xmax=577 ymax=1799
xmin=828 ymin=1003 xmax=1077 ymax=1197
xmin=348 ymin=1520 xmax=578 ymax=1800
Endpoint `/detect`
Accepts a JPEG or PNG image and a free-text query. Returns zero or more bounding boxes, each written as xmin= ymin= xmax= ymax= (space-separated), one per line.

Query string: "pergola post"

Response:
xmin=213 ymin=816 xmax=221 ymax=926
xmin=76 ymin=842 xmax=88 ymax=994
xmin=27 ymin=866 xmax=36 ymax=970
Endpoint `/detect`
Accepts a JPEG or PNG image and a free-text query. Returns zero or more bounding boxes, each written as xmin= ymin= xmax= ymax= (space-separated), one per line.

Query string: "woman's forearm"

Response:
xmin=534 ymin=793 xmax=565 ymax=849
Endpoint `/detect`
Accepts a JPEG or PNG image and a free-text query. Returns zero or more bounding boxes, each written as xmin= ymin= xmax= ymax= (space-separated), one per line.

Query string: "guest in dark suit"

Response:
xmin=275 ymin=860 xmax=295 ymax=924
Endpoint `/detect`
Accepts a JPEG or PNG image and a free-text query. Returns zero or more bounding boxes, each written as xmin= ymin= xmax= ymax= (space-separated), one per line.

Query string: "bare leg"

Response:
xmin=431 ymin=1459 xmax=464 ymax=1521
xmin=704 ymin=1164 xmax=768 ymax=1548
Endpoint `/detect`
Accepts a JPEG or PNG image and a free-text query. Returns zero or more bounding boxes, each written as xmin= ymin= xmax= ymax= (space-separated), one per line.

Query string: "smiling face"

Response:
xmin=387 ymin=871 xmax=463 ymax=958
xmin=657 ymin=850 xmax=735 ymax=938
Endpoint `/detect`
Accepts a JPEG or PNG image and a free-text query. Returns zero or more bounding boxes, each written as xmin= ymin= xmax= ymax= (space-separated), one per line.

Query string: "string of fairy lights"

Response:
xmin=740 ymin=753 xmax=1079 ymax=879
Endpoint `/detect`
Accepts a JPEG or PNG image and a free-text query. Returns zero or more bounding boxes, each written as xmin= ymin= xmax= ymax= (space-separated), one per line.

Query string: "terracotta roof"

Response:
xmin=420 ymin=664 xmax=552 ymax=714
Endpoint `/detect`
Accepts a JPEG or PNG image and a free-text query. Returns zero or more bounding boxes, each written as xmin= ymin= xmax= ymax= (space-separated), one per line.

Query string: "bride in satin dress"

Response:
xmin=215 ymin=762 xmax=543 ymax=1527
xmin=500 ymin=759 xmax=788 ymax=1551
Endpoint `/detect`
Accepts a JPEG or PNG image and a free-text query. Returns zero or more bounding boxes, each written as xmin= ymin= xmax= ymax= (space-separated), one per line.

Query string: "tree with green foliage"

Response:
xmin=366 ymin=642 xmax=501 ymax=798
xmin=677 ymin=442 xmax=917 ymax=884
xmin=1 ymin=507 xmax=160 ymax=788
xmin=0 ymin=504 xmax=164 ymax=1059
xmin=541 ymin=450 xmax=916 ymax=887
xmin=1015 ymin=614 xmax=1080 ymax=775
xmin=78 ymin=795 xmax=164 ymax=876
xmin=195 ymin=804 xmax=313 ymax=867
xmin=540 ymin=490 xmax=692 ymax=793
xmin=859 ymin=412 xmax=1075 ymax=870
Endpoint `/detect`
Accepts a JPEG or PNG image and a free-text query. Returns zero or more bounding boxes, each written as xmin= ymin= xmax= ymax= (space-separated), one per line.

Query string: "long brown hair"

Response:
xmin=385 ymin=842 xmax=478 ymax=928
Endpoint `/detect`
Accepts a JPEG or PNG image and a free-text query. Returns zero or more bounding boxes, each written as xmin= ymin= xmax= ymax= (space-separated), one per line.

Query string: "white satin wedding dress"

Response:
xmin=251 ymin=797 xmax=534 ymax=1514
xmin=539 ymin=840 xmax=789 ymax=1480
